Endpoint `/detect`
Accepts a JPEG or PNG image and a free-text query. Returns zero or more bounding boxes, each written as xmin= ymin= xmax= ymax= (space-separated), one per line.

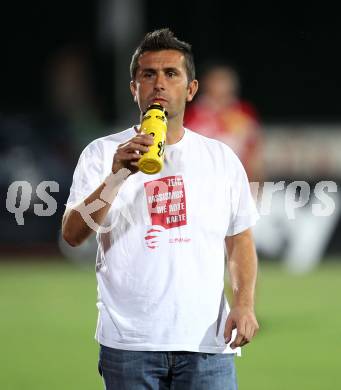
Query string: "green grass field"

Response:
xmin=0 ymin=258 xmax=340 ymax=389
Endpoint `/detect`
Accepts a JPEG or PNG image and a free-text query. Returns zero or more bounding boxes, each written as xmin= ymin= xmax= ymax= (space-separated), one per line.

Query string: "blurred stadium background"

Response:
xmin=1 ymin=2 xmax=340 ymax=389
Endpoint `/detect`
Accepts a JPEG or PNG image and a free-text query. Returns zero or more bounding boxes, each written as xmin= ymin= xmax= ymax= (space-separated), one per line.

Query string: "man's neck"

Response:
xmin=166 ymin=115 xmax=185 ymax=145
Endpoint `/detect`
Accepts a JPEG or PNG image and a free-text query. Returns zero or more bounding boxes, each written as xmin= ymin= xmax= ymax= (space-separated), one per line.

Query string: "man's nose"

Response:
xmin=154 ymin=73 xmax=165 ymax=91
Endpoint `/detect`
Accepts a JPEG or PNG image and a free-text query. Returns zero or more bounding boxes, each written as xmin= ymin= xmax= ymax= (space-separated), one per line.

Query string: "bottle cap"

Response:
xmin=143 ymin=103 xmax=168 ymax=116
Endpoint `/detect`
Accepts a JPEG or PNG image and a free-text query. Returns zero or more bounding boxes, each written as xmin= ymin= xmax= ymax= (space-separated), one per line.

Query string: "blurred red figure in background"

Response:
xmin=184 ymin=65 xmax=263 ymax=183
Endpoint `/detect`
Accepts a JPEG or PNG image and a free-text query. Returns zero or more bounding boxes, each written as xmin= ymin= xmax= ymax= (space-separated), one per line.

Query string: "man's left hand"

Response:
xmin=224 ymin=306 xmax=259 ymax=349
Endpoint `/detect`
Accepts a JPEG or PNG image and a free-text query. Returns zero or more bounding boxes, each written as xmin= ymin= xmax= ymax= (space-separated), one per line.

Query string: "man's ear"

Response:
xmin=186 ymin=79 xmax=199 ymax=102
xmin=130 ymin=80 xmax=137 ymax=102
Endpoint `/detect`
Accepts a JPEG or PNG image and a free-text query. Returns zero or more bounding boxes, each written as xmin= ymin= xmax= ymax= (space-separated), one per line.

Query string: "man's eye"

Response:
xmin=167 ymin=71 xmax=176 ymax=77
xmin=143 ymin=73 xmax=154 ymax=78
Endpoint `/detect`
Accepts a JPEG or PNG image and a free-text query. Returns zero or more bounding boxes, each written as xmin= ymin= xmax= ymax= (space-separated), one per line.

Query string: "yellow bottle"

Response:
xmin=138 ymin=103 xmax=168 ymax=174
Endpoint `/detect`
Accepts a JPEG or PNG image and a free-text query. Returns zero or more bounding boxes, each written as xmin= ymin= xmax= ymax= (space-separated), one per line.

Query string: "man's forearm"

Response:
xmin=62 ymin=169 xmax=130 ymax=247
xmin=225 ymin=229 xmax=258 ymax=308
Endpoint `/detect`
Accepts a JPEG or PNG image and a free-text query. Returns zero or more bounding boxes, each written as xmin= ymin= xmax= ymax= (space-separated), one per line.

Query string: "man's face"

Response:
xmin=130 ymin=50 xmax=198 ymax=119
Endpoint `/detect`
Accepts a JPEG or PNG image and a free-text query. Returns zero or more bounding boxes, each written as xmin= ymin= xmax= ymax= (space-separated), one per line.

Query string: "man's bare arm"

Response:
xmin=62 ymin=133 xmax=153 ymax=247
xmin=224 ymin=228 xmax=259 ymax=348
xmin=62 ymin=173 xmax=127 ymax=247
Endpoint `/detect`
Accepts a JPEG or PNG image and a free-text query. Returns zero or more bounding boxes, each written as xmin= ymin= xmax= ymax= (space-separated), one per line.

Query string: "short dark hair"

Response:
xmin=130 ymin=28 xmax=195 ymax=83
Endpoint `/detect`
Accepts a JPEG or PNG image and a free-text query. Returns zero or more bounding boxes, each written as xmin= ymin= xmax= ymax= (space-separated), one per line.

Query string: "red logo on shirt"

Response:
xmin=144 ymin=226 xmax=165 ymax=249
xmin=144 ymin=175 xmax=187 ymax=230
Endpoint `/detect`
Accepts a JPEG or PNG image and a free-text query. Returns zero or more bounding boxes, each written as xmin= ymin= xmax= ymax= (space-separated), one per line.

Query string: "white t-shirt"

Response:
xmin=66 ymin=127 xmax=259 ymax=355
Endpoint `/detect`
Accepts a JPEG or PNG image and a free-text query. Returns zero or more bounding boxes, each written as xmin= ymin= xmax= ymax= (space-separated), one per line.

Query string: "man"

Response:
xmin=62 ymin=28 xmax=259 ymax=390
xmin=184 ymin=64 xmax=264 ymax=184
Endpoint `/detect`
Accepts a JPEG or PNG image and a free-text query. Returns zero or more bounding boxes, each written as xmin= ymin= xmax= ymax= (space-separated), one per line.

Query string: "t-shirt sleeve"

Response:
xmin=65 ymin=141 xmax=104 ymax=209
xmin=226 ymin=154 xmax=259 ymax=236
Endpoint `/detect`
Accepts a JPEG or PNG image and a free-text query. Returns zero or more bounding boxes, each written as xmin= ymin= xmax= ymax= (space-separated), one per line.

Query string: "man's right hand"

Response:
xmin=112 ymin=133 xmax=154 ymax=174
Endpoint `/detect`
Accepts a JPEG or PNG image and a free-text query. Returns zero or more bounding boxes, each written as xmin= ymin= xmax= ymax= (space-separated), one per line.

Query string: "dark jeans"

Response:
xmin=98 ymin=344 xmax=238 ymax=390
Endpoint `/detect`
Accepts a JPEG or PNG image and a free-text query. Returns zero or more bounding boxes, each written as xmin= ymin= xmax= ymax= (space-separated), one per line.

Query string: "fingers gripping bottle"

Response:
xmin=138 ymin=103 xmax=168 ymax=174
